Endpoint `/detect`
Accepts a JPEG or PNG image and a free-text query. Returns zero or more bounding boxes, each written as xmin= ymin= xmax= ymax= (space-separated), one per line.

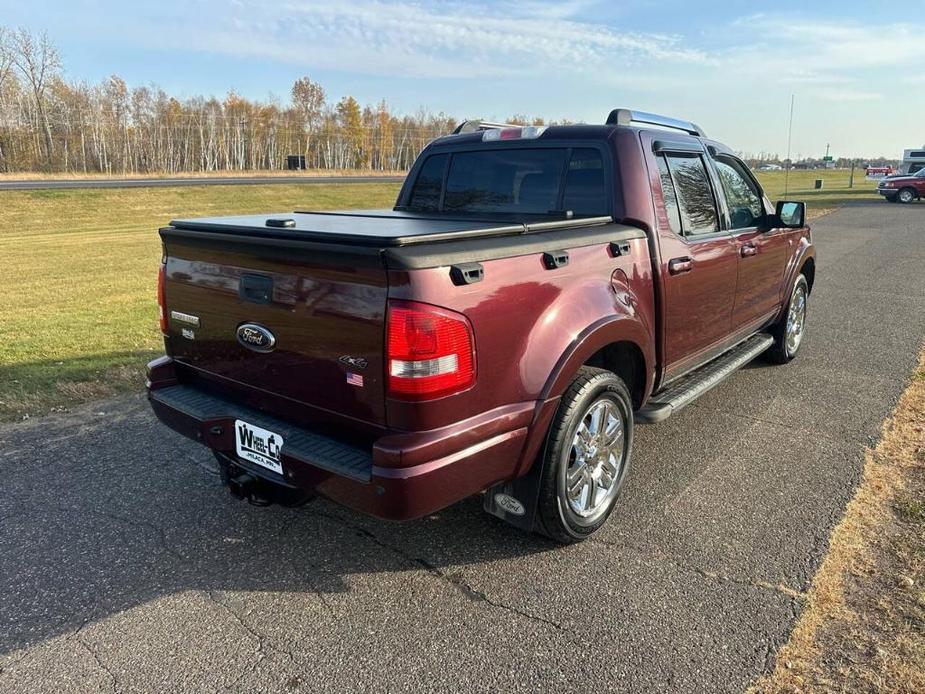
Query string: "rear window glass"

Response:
xmin=564 ymin=149 xmax=607 ymax=215
xmin=407 ymin=153 xmax=447 ymax=212
xmin=408 ymin=147 xmax=607 ymax=216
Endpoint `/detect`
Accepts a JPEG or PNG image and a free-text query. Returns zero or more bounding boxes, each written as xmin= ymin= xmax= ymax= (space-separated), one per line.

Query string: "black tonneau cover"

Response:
xmin=169 ymin=208 xmax=614 ymax=247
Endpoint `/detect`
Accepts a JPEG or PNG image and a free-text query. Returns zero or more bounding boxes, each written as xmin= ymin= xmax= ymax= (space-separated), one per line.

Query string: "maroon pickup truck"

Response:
xmin=148 ymin=109 xmax=814 ymax=543
xmin=878 ymin=167 xmax=925 ymax=203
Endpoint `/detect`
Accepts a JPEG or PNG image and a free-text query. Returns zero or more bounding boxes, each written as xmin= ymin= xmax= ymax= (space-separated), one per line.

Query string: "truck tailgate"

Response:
xmin=160 ymin=227 xmax=388 ymax=428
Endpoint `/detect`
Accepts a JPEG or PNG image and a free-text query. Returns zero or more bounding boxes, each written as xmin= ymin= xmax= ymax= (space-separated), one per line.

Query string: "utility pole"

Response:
xmin=784 ymin=94 xmax=795 ymax=196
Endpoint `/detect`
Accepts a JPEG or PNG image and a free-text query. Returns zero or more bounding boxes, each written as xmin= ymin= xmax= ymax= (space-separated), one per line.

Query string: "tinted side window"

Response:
xmin=408 ymin=154 xmax=447 ymax=211
xmin=563 ymin=148 xmax=606 ymax=215
xmin=714 ymin=158 xmax=763 ymax=229
xmin=656 ymin=155 xmax=682 ymax=235
xmin=666 ymin=154 xmax=719 ymax=236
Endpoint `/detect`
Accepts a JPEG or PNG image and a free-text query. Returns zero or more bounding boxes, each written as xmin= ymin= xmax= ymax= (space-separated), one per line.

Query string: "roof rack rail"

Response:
xmin=452 ymin=120 xmax=521 ymax=135
xmin=606 ymin=109 xmax=706 ymax=138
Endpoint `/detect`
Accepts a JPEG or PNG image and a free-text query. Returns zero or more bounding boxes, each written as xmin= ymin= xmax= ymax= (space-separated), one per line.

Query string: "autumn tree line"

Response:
xmin=0 ymin=27 xmax=549 ymax=175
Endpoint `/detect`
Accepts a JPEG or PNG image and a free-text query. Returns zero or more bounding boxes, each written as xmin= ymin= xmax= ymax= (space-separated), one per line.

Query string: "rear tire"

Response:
xmin=898 ymin=187 xmax=916 ymax=204
xmin=535 ymin=367 xmax=633 ymax=544
xmin=766 ymin=274 xmax=808 ymax=364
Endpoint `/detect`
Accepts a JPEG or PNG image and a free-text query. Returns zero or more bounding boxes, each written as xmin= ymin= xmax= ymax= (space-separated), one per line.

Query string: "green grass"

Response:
xmin=896 ymin=497 xmax=925 ymax=524
xmin=755 ymin=168 xmax=879 ymax=217
xmin=0 ymin=168 xmax=881 ymax=422
xmin=0 ymin=183 xmax=401 ymax=421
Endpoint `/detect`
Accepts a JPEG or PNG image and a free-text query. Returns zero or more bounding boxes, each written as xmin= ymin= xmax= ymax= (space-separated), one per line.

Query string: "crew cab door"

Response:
xmin=653 ymin=150 xmax=738 ymax=380
xmin=710 ymin=155 xmax=790 ymax=329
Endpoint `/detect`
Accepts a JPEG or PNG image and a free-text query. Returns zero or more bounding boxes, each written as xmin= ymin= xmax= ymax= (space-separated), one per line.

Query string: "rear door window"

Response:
xmin=665 ymin=154 xmax=719 ymax=236
xmin=656 ymin=155 xmax=682 ymax=235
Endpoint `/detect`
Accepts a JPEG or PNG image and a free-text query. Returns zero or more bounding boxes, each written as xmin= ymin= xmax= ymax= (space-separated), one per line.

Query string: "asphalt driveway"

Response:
xmin=1 ymin=202 xmax=924 ymax=693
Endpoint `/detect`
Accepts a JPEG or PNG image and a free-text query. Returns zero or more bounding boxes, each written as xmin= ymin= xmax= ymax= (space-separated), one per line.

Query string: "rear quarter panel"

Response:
xmin=385 ymin=237 xmax=656 ymax=432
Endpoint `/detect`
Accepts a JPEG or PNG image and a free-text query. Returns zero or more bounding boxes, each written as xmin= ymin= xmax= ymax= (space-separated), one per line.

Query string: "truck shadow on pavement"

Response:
xmin=1 ymin=405 xmax=557 ymax=656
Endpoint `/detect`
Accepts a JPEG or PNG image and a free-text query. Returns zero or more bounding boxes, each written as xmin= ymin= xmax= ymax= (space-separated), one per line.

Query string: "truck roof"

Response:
xmin=430 ymin=109 xmax=708 ymax=149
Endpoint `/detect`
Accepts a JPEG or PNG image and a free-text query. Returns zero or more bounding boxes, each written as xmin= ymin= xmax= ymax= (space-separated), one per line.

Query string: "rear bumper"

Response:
xmin=146 ymin=357 xmax=532 ymax=520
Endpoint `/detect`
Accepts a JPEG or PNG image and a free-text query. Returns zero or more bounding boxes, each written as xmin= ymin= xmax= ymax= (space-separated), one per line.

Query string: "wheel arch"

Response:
xmin=583 ymin=340 xmax=648 ymax=409
xmin=539 ymin=315 xmax=655 ymax=407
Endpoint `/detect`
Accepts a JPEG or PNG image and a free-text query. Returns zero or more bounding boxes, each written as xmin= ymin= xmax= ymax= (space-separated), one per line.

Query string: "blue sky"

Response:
xmin=7 ymin=0 xmax=925 ymax=157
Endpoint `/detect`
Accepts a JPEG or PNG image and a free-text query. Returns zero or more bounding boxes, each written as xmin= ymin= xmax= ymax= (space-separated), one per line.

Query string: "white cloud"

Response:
xmin=185 ymin=0 xmax=712 ymax=80
xmin=727 ymin=14 xmax=925 ymax=80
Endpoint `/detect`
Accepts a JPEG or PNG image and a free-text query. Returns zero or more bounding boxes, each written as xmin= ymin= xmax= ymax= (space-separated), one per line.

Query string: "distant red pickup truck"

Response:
xmin=148 ymin=109 xmax=814 ymax=542
xmin=878 ymin=168 xmax=925 ymax=203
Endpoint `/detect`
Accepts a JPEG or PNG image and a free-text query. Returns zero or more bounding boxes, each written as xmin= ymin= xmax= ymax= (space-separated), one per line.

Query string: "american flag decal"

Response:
xmin=346 ymin=372 xmax=364 ymax=387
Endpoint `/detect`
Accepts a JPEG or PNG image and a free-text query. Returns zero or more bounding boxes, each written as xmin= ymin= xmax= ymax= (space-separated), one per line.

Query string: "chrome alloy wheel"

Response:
xmin=564 ymin=398 xmax=626 ymax=521
xmin=786 ymin=282 xmax=807 ymax=356
xmin=899 ymin=188 xmax=915 ymax=203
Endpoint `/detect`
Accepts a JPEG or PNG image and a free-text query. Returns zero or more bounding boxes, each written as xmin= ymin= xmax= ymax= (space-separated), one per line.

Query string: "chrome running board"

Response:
xmin=636 ymin=333 xmax=774 ymax=424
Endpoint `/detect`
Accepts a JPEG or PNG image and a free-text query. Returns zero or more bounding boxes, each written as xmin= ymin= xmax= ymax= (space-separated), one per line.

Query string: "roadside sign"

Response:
xmin=866 ymin=166 xmax=893 ymax=180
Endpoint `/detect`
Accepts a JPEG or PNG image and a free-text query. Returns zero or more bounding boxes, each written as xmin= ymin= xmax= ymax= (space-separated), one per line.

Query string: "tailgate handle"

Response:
xmin=542 ymin=250 xmax=569 ymax=269
xmin=239 ymin=274 xmax=273 ymax=304
xmin=449 ymin=262 xmax=484 ymax=285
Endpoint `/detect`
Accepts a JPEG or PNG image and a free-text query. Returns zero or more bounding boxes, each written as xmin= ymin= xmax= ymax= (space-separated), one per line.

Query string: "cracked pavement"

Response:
xmin=2 ymin=202 xmax=924 ymax=693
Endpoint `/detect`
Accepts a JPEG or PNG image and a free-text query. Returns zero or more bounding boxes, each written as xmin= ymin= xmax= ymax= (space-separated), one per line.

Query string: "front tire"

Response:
xmin=766 ymin=274 xmax=808 ymax=364
xmin=535 ymin=367 xmax=633 ymax=544
xmin=898 ymin=187 xmax=916 ymax=204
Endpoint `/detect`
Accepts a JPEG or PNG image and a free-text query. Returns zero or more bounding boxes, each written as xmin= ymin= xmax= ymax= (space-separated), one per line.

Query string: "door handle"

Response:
xmin=740 ymin=243 xmax=757 ymax=258
xmin=668 ymin=257 xmax=693 ymax=275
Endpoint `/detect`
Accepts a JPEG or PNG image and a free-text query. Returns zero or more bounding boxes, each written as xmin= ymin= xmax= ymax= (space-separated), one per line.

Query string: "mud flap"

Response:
xmin=482 ymin=458 xmax=546 ymax=532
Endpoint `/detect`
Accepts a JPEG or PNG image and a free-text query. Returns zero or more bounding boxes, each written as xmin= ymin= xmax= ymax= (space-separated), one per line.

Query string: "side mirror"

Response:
xmin=775 ymin=201 xmax=805 ymax=228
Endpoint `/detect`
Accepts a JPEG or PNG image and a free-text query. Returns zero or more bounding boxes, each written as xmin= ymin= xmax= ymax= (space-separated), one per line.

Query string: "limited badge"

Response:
xmin=171 ymin=310 xmax=200 ymax=326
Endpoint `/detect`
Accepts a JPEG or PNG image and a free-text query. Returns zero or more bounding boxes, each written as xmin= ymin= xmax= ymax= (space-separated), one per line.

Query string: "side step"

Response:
xmin=637 ymin=333 xmax=774 ymax=424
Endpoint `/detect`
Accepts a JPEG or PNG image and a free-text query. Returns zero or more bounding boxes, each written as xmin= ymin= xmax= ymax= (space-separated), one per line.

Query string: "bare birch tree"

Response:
xmin=9 ymin=28 xmax=60 ymax=169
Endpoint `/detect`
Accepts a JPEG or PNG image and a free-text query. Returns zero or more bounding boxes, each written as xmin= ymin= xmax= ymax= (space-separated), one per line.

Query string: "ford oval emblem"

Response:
xmin=236 ymin=323 xmax=276 ymax=353
xmin=494 ymin=493 xmax=525 ymax=516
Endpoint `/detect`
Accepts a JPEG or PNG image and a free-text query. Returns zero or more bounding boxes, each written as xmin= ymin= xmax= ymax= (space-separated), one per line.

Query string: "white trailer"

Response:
xmin=900 ymin=147 xmax=925 ymax=174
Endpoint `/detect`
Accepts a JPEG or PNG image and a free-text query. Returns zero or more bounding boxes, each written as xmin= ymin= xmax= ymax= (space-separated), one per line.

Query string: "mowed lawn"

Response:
xmin=0 ymin=169 xmax=879 ymax=421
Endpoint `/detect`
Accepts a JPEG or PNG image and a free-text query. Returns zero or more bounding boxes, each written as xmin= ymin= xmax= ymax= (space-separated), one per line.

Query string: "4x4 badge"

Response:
xmin=339 ymin=355 xmax=368 ymax=369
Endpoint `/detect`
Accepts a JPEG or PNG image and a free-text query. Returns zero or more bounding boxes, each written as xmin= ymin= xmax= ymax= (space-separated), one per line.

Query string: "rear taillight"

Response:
xmin=157 ymin=264 xmax=168 ymax=335
xmin=386 ymin=301 xmax=475 ymax=400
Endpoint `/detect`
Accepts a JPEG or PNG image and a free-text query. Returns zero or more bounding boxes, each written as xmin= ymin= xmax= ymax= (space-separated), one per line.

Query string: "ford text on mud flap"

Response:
xmin=148 ymin=108 xmax=814 ymax=543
